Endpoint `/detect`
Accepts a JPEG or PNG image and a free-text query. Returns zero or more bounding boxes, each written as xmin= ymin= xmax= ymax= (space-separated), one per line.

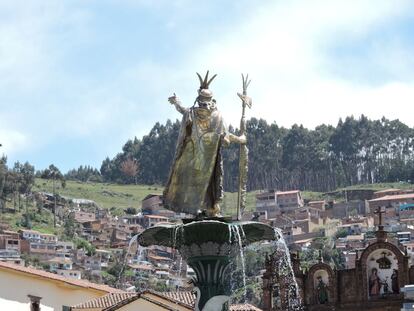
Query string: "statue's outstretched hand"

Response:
xmin=168 ymin=93 xmax=187 ymax=114
xmin=168 ymin=93 xmax=180 ymax=106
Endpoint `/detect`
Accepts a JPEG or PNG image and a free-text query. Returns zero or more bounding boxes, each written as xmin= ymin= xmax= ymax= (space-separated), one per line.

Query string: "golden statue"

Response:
xmin=164 ymin=71 xmax=248 ymax=217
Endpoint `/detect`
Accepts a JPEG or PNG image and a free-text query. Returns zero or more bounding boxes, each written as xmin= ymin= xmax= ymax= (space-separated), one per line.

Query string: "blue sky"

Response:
xmin=1 ymin=0 xmax=414 ymax=172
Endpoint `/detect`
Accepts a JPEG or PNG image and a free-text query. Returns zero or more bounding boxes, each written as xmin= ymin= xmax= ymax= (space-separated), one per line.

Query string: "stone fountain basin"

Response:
xmin=137 ymin=219 xmax=277 ymax=258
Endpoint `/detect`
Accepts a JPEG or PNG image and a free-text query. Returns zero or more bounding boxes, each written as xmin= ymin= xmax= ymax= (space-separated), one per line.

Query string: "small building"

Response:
xmin=368 ymin=193 xmax=414 ymax=211
xmin=72 ymin=211 xmax=96 ymax=223
xmin=308 ymin=200 xmax=327 ymax=210
xmin=142 ymin=194 xmax=163 ymax=214
xmin=397 ymin=232 xmax=412 ymax=244
xmin=256 ymin=190 xmax=304 ymax=218
xmin=0 ymin=230 xmax=21 ymax=251
xmin=0 ymin=249 xmax=24 ymax=265
xmin=0 ymin=261 xmax=122 ymax=311
xmin=373 ymin=188 xmax=407 ymax=199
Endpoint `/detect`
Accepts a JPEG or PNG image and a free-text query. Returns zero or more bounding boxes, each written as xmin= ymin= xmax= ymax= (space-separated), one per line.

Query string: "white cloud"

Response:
xmin=0 ymin=128 xmax=29 ymax=157
xmin=182 ymin=0 xmax=414 ymax=128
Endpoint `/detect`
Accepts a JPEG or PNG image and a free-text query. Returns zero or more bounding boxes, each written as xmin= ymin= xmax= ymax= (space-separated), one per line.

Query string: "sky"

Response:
xmin=1 ymin=0 xmax=414 ymax=172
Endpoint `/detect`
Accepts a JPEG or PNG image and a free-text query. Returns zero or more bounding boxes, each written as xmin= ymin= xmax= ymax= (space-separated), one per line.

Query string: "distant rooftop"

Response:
xmin=369 ymin=193 xmax=414 ymax=202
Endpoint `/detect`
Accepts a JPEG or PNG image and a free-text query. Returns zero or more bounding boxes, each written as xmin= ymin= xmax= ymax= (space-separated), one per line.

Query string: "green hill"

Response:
xmin=32 ymin=179 xmax=413 ymax=215
xmin=32 ymin=178 xmax=258 ymax=217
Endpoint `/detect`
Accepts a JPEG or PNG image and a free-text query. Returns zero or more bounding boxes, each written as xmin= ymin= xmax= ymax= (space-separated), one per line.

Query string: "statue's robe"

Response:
xmin=164 ymin=106 xmax=227 ymax=215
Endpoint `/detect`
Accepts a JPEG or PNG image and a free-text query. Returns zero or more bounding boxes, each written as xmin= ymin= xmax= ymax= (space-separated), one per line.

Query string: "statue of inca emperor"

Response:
xmin=164 ymin=71 xmax=247 ymax=217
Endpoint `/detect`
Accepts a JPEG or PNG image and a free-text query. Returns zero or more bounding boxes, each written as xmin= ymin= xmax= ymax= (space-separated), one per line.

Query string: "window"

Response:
xmin=62 ymin=306 xmax=71 ymax=311
xmin=28 ymin=295 xmax=41 ymax=311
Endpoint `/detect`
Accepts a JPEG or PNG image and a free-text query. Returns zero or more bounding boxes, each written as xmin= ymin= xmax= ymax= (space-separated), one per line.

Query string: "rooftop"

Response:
xmin=145 ymin=215 xmax=169 ymax=219
xmin=369 ymin=193 xmax=414 ymax=202
xmin=0 ymin=261 xmax=122 ymax=294
xmin=374 ymin=188 xmax=402 ymax=194
xmin=277 ymin=190 xmax=301 ymax=195
xmin=72 ymin=292 xmax=135 ymax=309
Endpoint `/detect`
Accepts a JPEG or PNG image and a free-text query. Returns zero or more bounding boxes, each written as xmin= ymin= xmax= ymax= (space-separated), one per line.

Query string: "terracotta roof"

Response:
xmin=48 ymin=257 xmax=73 ymax=263
xmin=369 ymin=193 xmax=414 ymax=202
xmin=230 ymin=304 xmax=263 ymax=311
xmin=374 ymin=188 xmax=401 ymax=194
xmin=72 ymin=292 xmax=136 ymax=309
xmin=158 ymin=291 xmax=263 ymax=310
xmin=276 ymin=190 xmax=300 ymax=195
xmin=0 ymin=261 xmax=122 ymax=293
xmin=74 ymin=290 xmax=194 ymax=310
xmin=346 ymin=234 xmax=365 ymax=241
xmin=19 ymin=229 xmax=41 ymax=234
xmin=148 ymin=255 xmax=172 ymax=261
xmin=128 ymin=264 xmax=153 ymax=271
xmin=73 ymin=290 xmax=262 ymax=311
xmin=160 ymin=291 xmax=195 ymax=307
xmin=2 ymin=230 xmax=19 ymax=235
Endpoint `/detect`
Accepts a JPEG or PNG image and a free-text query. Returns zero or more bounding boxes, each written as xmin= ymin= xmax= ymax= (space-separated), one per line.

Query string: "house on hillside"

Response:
xmin=0 ymin=230 xmax=21 ymax=252
xmin=372 ymin=188 xmax=411 ymax=199
xmin=256 ymin=190 xmax=304 ymax=219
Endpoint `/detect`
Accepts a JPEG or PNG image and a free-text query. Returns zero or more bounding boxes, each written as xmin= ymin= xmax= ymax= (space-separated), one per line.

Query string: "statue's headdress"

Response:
xmin=196 ymin=71 xmax=217 ymax=103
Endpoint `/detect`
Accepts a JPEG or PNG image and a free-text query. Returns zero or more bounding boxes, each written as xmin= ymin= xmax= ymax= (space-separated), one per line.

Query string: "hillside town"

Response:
xmin=2 ymin=185 xmax=414 ymax=309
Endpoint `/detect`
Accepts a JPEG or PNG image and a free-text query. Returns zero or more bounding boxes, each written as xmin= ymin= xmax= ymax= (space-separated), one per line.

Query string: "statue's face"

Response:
xmin=197 ymin=89 xmax=215 ymax=110
xmin=197 ymin=99 xmax=214 ymax=110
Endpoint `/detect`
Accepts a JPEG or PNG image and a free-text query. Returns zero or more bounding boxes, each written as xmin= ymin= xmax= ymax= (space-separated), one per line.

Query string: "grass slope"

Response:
xmin=33 ymin=178 xmax=257 ymax=216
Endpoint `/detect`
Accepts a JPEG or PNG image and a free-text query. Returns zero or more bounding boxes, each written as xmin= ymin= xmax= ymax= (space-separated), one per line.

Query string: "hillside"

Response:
xmin=1 ymin=179 xmax=412 ymax=236
xmin=32 ymin=178 xmax=259 ymax=216
xmin=32 ymin=179 xmax=412 ymax=215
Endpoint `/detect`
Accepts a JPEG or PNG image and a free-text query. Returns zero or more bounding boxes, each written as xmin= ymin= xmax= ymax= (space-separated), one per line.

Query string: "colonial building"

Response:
xmin=263 ymin=218 xmax=414 ymax=311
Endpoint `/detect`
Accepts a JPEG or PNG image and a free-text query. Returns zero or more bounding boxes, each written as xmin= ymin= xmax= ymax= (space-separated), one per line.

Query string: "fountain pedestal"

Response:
xmin=138 ymin=219 xmax=276 ymax=310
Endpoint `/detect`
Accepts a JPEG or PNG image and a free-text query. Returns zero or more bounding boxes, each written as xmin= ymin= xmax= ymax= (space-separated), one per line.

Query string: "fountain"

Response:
xmin=138 ymin=219 xmax=276 ymax=309
xmin=134 ymin=72 xmax=300 ymax=310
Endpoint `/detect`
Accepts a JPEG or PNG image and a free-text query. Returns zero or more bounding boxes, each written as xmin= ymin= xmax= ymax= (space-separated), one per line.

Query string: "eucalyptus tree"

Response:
xmin=40 ymin=164 xmax=65 ymax=227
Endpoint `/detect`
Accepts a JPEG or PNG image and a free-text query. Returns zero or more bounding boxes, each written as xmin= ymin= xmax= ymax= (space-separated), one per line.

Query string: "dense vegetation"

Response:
xmin=98 ymin=115 xmax=414 ymax=192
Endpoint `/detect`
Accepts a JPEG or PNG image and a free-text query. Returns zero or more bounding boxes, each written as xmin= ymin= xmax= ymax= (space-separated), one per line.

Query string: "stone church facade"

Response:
xmin=263 ymin=227 xmax=414 ymax=311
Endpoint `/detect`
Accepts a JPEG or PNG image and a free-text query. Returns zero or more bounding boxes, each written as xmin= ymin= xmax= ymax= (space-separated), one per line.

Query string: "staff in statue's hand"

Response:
xmin=236 ymin=74 xmax=252 ymax=220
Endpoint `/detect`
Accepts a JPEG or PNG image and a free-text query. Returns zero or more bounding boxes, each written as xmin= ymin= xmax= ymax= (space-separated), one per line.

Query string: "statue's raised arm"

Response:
xmin=168 ymin=93 xmax=187 ymax=114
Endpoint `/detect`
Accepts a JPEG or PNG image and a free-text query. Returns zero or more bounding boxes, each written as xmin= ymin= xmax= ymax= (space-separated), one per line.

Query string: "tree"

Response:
xmin=124 ymin=207 xmax=137 ymax=215
xmin=0 ymin=156 xmax=7 ymax=212
xmin=120 ymin=158 xmax=139 ymax=184
xmin=97 ymin=116 xmax=414 ymax=192
xmin=40 ymin=164 xmax=65 ymax=227
xmin=64 ymin=213 xmax=76 ymax=238
xmin=65 ymin=165 xmax=102 ymax=182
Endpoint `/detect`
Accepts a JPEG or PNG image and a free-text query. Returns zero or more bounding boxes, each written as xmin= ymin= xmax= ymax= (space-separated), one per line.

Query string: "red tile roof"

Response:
xmin=230 ymin=304 xmax=263 ymax=311
xmin=0 ymin=261 xmax=122 ymax=293
xmin=369 ymin=193 xmax=414 ymax=202
xmin=276 ymin=190 xmax=300 ymax=195
xmin=72 ymin=290 xmax=262 ymax=310
xmin=72 ymin=293 xmax=136 ymax=309
xmin=373 ymin=188 xmax=401 ymax=194
xmin=159 ymin=291 xmax=263 ymax=311
xmin=160 ymin=291 xmax=195 ymax=307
